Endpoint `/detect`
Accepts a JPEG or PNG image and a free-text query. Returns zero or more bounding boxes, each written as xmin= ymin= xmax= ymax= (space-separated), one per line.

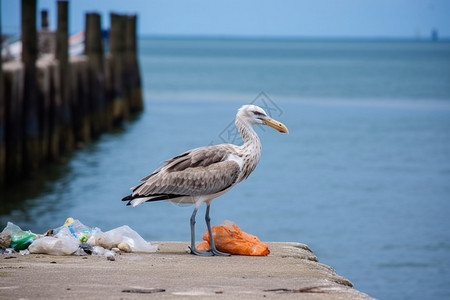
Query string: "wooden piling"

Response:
xmin=104 ymin=53 xmax=115 ymax=128
xmin=85 ymin=13 xmax=107 ymax=135
xmin=70 ymin=56 xmax=90 ymax=143
xmin=56 ymin=0 xmax=74 ymax=154
xmin=36 ymin=9 xmax=54 ymax=162
xmin=1 ymin=8 xmax=144 ymax=186
xmin=48 ymin=61 xmax=61 ymax=161
xmin=0 ymin=0 xmax=5 ymax=184
xmin=124 ymin=15 xmax=143 ymax=113
xmin=109 ymin=13 xmax=128 ymax=123
xmin=39 ymin=10 xmax=55 ymax=55
xmin=21 ymin=0 xmax=41 ymax=176
xmin=41 ymin=10 xmax=49 ymax=29
xmin=4 ymin=62 xmax=24 ymax=182
xmin=36 ymin=59 xmax=53 ymax=162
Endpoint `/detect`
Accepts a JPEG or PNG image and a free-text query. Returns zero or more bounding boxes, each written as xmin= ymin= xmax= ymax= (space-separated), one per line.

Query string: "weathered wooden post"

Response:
xmin=37 ymin=10 xmax=52 ymax=163
xmin=3 ymin=63 xmax=24 ymax=182
xmin=70 ymin=56 xmax=90 ymax=144
xmin=85 ymin=13 xmax=106 ymax=136
xmin=2 ymin=5 xmax=144 ymax=186
xmin=0 ymin=0 xmax=5 ymax=185
xmin=48 ymin=59 xmax=61 ymax=161
xmin=123 ymin=16 xmax=133 ymax=115
xmin=56 ymin=0 xmax=74 ymax=154
xmin=109 ymin=13 xmax=127 ymax=123
xmin=104 ymin=46 xmax=114 ymax=129
xmin=124 ymin=15 xmax=143 ymax=114
xmin=41 ymin=10 xmax=49 ymax=28
xmin=36 ymin=58 xmax=52 ymax=162
xmin=39 ymin=10 xmax=55 ymax=55
xmin=21 ymin=0 xmax=41 ymax=176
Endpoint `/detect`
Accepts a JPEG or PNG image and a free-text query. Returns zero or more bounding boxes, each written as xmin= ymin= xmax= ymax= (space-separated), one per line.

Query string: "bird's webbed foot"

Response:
xmin=210 ymin=248 xmax=231 ymax=256
xmin=189 ymin=246 xmax=214 ymax=256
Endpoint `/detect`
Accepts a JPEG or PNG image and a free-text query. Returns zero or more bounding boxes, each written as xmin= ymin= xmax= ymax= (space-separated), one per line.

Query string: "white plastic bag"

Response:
xmin=92 ymin=245 xmax=106 ymax=256
xmin=88 ymin=225 xmax=157 ymax=253
xmin=29 ymin=227 xmax=80 ymax=255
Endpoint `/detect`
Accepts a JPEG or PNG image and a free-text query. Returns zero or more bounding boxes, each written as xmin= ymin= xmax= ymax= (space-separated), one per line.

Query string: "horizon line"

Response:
xmin=2 ymin=31 xmax=449 ymax=43
xmin=137 ymin=34 xmax=450 ymax=42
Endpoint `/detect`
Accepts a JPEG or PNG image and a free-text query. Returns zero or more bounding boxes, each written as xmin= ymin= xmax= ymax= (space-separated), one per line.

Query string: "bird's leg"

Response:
xmin=189 ymin=206 xmax=213 ymax=256
xmin=205 ymin=204 xmax=231 ymax=256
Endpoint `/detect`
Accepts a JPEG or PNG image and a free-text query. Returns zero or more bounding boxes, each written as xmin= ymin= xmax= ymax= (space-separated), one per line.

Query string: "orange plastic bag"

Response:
xmin=196 ymin=220 xmax=270 ymax=256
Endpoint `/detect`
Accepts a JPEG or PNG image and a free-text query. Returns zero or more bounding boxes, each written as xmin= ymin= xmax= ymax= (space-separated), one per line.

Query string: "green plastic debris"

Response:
xmin=1 ymin=222 xmax=36 ymax=251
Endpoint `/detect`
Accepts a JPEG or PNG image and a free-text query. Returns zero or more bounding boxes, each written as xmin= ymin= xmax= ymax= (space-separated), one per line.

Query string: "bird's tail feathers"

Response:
xmin=129 ymin=197 xmax=151 ymax=207
xmin=122 ymin=193 xmax=183 ymax=206
xmin=122 ymin=194 xmax=151 ymax=207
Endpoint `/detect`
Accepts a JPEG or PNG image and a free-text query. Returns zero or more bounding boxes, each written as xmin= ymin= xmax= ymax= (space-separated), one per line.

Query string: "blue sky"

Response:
xmin=2 ymin=0 xmax=450 ymax=39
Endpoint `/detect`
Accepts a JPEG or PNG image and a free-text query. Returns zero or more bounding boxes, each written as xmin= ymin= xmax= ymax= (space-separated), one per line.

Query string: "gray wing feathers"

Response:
xmin=132 ymin=145 xmax=240 ymax=197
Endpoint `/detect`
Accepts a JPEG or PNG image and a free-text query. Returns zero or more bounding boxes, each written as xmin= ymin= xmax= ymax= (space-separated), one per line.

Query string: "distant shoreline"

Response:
xmin=2 ymin=32 xmax=448 ymax=43
xmin=138 ymin=34 xmax=450 ymax=43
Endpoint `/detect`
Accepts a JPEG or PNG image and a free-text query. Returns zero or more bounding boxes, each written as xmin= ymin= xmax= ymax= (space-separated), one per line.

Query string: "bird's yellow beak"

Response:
xmin=263 ymin=117 xmax=289 ymax=134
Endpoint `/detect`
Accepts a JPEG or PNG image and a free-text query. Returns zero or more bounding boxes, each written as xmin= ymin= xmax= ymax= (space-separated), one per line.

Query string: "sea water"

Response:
xmin=1 ymin=38 xmax=450 ymax=300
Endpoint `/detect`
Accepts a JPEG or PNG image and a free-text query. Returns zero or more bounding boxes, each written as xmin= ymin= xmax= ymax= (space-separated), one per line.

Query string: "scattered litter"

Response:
xmin=19 ymin=250 xmax=30 ymax=255
xmin=122 ymin=288 xmax=165 ymax=294
xmin=88 ymin=225 xmax=158 ymax=253
xmin=54 ymin=218 xmax=100 ymax=243
xmin=29 ymin=227 xmax=80 ymax=256
xmin=111 ymin=247 xmax=121 ymax=254
xmin=74 ymin=248 xmax=88 ymax=256
xmin=0 ymin=230 xmax=12 ymax=250
xmin=105 ymin=249 xmax=116 ymax=258
xmin=0 ymin=218 xmax=158 ymax=257
xmin=89 ymin=246 xmax=116 ymax=260
xmin=106 ymin=255 xmax=115 ymax=261
xmin=118 ymin=242 xmax=132 ymax=253
xmin=196 ymin=220 xmax=270 ymax=256
xmin=91 ymin=246 xmax=106 ymax=256
xmin=80 ymin=243 xmax=93 ymax=255
xmin=3 ymin=248 xmax=14 ymax=255
xmin=1 ymin=222 xmax=36 ymax=251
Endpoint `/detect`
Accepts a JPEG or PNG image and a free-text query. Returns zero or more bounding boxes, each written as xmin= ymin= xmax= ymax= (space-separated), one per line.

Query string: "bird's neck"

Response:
xmin=236 ymin=117 xmax=260 ymax=148
xmin=235 ymin=117 xmax=261 ymax=180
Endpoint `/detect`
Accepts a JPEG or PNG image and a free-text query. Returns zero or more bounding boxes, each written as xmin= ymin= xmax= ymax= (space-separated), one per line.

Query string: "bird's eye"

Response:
xmin=253 ymin=111 xmax=265 ymax=117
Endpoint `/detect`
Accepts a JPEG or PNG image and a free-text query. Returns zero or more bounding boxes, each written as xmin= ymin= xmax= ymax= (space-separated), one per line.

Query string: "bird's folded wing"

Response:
xmin=138 ymin=145 xmax=236 ymax=181
xmin=132 ymin=160 xmax=240 ymax=197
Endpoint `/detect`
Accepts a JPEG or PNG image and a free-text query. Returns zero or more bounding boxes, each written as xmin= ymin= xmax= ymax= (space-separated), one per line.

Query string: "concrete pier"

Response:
xmin=0 ymin=242 xmax=374 ymax=299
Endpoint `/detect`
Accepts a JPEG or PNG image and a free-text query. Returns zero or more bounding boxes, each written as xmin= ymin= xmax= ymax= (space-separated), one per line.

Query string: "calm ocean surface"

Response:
xmin=1 ymin=38 xmax=450 ymax=299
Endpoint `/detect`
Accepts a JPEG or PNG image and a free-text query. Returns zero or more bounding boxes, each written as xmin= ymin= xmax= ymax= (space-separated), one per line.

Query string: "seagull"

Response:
xmin=122 ymin=104 xmax=289 ymax=256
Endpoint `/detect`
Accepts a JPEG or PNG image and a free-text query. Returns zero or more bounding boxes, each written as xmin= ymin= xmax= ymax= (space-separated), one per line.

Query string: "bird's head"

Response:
xmin=237 ymin=104 xmax=289 ymax=134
